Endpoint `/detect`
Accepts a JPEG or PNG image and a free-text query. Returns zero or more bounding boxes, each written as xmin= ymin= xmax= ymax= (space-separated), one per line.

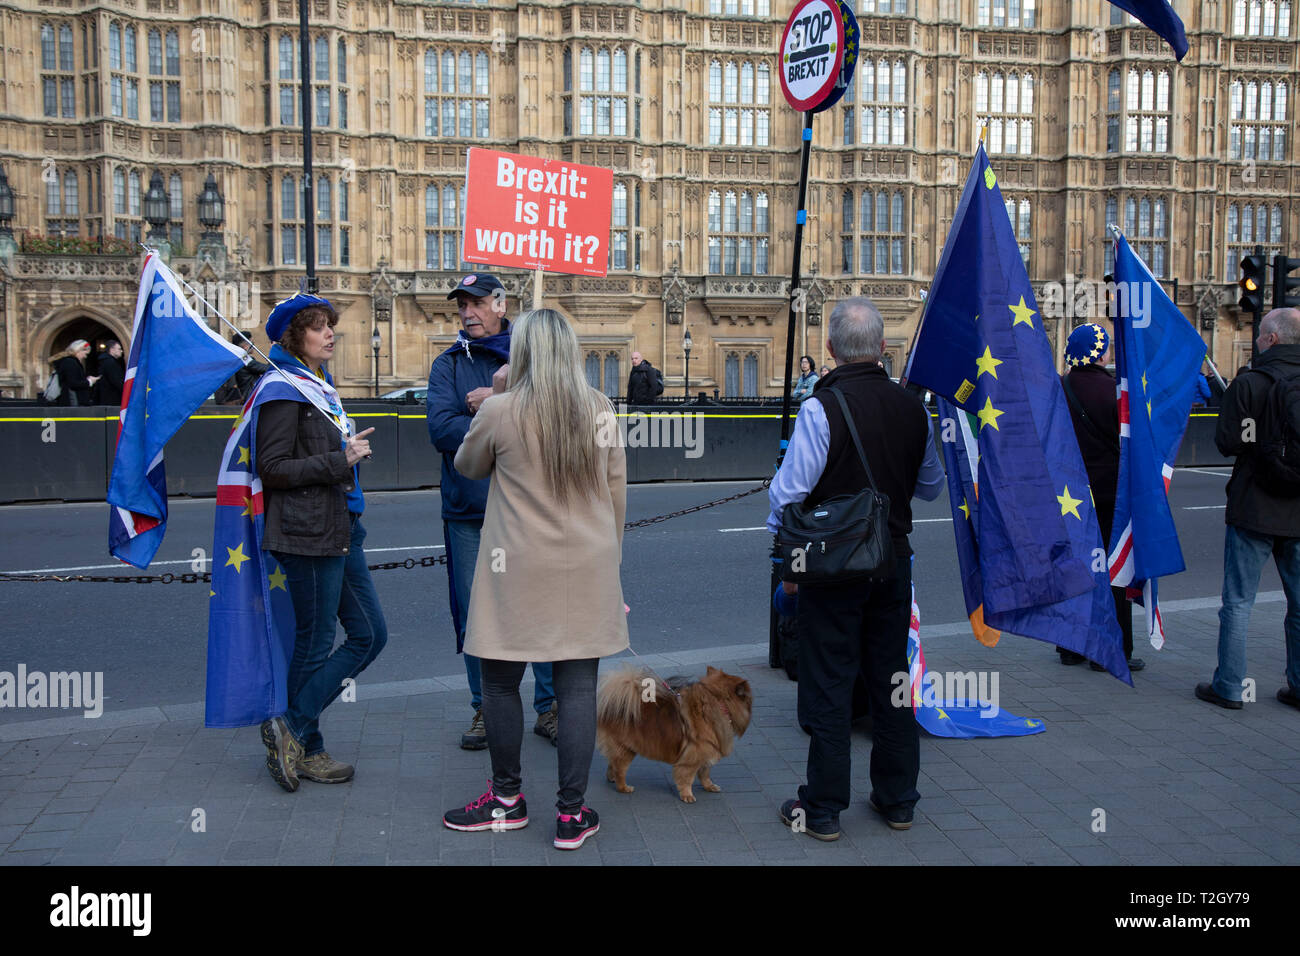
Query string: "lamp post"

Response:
xmin=0 ymin=167 xmax=15 ymax=261
xmin=371 ymin=326 xmax=381 ymax=398
xmin=682 ymin=327 xmax=692 ymax=401
xmin=143 ymin=170 xmax=171 ymax=261
xmin=197 ymin=172 xmax=225 ymax=241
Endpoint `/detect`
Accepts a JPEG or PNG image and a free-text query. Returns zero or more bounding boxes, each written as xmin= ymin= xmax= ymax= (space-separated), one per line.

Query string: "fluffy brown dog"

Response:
xmin=596 ymin=665 xmax=753 ymax=803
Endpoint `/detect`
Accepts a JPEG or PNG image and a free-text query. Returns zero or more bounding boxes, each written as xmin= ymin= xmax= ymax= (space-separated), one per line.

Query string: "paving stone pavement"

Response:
xmin=1 ymin=604 xmax=1298 ymax=866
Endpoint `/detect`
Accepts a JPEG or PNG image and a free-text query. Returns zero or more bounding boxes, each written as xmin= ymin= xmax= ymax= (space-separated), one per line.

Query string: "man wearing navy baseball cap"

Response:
xmin=426 ymin=273 xmax=557 ymax=749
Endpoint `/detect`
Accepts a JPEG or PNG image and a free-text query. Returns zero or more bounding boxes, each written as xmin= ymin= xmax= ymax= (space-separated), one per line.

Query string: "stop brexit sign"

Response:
xmin=779 ymin=0 xmax=847 ymax=112
xmin=462 ymin=147 xmax=614 ymax=278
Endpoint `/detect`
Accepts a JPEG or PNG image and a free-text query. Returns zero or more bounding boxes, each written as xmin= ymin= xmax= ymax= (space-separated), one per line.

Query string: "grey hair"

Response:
xmin=1264 ymin=308 xmax=1300 ymax=345
xmin=827 ymin=297 xmax=884 ymax=364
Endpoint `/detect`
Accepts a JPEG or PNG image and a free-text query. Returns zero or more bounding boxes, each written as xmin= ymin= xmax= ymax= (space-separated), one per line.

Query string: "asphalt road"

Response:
xmin=0 ymin=467 xmax=1273 ymax=722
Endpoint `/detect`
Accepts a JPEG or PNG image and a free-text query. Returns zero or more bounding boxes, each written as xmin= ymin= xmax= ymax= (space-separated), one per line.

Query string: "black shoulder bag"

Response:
xmin=777 ymin=387 xmax=894 ymax=583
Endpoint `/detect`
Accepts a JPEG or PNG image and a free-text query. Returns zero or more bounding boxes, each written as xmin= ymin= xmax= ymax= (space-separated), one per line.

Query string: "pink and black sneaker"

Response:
xmin=554 ymin=806 xmax=600 ymax=850
xmin=443 ymin=784 xmax=528 ymax=832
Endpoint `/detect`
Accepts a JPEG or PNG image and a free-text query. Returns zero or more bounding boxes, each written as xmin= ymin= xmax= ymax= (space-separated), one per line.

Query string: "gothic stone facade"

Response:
xmin=0 ymin=0 xmax=1297 ymax=397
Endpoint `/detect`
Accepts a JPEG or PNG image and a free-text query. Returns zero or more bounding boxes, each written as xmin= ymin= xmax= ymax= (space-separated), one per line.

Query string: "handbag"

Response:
xmin=42 ymin=371 xmax=62 ymax=404
xmin=777 ymin=387 xmax=894 ymax=583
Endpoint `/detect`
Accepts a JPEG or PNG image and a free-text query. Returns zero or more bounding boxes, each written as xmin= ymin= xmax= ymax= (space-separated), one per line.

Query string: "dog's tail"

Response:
xmin=597 ymin=666 xmax=660 ymax=727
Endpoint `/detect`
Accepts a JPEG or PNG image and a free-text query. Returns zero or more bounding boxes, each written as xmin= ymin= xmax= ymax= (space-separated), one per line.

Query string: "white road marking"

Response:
xmin=1181 ymin=468 xmax=1233 ymax=477
xmin=1183 ymin=505 xmax=1226 ymax=510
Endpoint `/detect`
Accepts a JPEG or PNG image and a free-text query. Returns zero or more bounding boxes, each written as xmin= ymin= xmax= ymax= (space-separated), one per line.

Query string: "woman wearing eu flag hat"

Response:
xmin=253 ymin=294 xmax=389 ymax=791
xmin=1058 ymin=322 xmax=1143 ymax=673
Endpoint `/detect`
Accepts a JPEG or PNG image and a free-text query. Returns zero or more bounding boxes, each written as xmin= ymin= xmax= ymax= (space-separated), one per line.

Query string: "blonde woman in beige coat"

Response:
xmin=442 ymin=308 xmax=628 ymax=850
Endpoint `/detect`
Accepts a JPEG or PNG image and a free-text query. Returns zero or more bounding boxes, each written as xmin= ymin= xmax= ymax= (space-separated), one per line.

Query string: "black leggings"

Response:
xmin=479 ymin=657 xmax=599 ymax=813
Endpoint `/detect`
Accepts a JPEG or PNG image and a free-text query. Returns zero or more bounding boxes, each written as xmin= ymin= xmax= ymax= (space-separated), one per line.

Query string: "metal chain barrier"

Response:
xmin=0 ymin=479 xmax=772 ymax=585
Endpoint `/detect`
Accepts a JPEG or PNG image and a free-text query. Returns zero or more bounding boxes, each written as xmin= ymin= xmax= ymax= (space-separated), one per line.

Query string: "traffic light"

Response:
xmin=1239 ymin=250 xmax=1266 ymax=314
xmin=1274 ymin=254 xmax=1300 ymax=310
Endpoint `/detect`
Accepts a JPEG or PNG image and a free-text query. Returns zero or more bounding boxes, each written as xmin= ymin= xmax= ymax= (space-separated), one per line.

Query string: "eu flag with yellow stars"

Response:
xmin=904 ymin=144 xmax=1130 ymax=683
xmin=203 ymin=375 xmax=301 ymax=728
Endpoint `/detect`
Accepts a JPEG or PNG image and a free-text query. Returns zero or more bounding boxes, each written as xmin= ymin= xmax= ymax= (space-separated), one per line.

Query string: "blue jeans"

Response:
xmin=274 ymin=515 xmax=389 ymax=755
xmin=444 ymin=518 xmax=555 ymax=713
xmin=1213 ymin=524 xmax=1300 ymax=701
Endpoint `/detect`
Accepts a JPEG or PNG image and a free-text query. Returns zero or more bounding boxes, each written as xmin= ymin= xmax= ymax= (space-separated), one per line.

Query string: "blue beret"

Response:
xmin=265 ymin=293 xmax=333 ymax=343
xmin=1065 ymin=323 xmax=1109 ymax=368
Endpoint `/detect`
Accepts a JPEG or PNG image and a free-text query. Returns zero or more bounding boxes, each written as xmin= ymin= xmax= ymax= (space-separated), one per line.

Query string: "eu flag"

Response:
xmin=107 ymin=252 xmax=247 ymax=568
xmin=1105 ymin=0 xmax=1189 ymax=60
xmin=904 ymin=145 xmax=1130 ymax=683
xmin=204 ymin=374 xmax=303 ymax=728
xmin=1108 ymin=232 xmax=1206 ymax=648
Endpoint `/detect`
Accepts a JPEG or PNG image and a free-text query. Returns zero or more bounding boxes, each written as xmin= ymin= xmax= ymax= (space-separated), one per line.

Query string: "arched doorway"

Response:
xmin=47 ymin=316 xmax=123 ymax=378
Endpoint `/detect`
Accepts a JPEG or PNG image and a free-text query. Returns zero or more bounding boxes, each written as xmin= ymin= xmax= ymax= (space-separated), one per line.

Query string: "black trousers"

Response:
xmin=796 ymin=554 xmax=920 ymax=824
xmin=1058 ymin=500 xmax=1134 ymax=660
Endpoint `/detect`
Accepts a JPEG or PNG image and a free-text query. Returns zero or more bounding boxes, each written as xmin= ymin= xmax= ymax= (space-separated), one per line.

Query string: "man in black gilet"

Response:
xmin=768 ymin=297 xmax=943 ymax=840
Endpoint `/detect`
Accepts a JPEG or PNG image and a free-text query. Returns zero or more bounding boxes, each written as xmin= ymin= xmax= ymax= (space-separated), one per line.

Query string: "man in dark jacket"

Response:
xmin=1057 ymin=323 xmax=1144 ymax=671
xmin=214 ymin=341 xmax=269 ymax=405
xmin=768 ymin=296 xmax=944 ymax=841
xmin=426 ymin=272 xmax=556 ymax=749
xmin=92 ymin=340 xmax=126 ymax=407
xmin=1197 ymin=307 xmax=1300 ymax=712
xmin=626 ymin=351 xmax=663 ymax=404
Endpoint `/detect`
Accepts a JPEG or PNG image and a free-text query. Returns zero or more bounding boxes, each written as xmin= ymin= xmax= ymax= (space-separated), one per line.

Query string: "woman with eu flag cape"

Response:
xmin=208 ymin=293 xmax=388 ymax=793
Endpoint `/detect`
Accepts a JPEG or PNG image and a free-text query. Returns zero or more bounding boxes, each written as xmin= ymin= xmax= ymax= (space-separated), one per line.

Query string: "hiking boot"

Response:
xmin=260 ymin=716 xmax=303 ymax=793
xmin=1277 ymin=686 xmax=1300 ymax=711
xmin=460 ymin=708 xmax=488 ymax=751
xmin=297 ymin=751 xmax=354 ymax=784
xmin=443 ymin=783 xmax=528 ymax=832
xmin=778 ymin=799 xmax=840 ymax=841
xmin=868 ymin=792 xmax=914 ymax=830
xmin=1195 ymin=682 xmax=1243 ymax=710
xmin=534 ymin=701 xmax=558 ymax=746
xmin=554 ymin=806 xmax=600 ymax=849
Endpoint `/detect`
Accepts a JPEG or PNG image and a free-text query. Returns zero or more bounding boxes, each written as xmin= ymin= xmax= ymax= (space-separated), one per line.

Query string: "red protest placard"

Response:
xmin=462 ymin=148 xmax=614 ymax=277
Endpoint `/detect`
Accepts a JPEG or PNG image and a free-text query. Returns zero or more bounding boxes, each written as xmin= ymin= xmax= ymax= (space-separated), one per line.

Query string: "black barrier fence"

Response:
xmin=0 ymin=405 xmax=1230 ymax=504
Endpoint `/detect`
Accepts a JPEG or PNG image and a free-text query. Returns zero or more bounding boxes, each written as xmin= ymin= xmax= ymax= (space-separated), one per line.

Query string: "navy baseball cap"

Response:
xmin=265 ymin=293 xmax=334 ymax=342
xmin=446 ymin=272 xmax=505 ymax=300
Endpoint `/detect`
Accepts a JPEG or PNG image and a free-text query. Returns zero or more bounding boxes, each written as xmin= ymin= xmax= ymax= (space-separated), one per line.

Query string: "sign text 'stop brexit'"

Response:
xmin=462 ymin=147 xmax=614 ymax=278
xmin=778 ymin=0 xmax=845 ymax=112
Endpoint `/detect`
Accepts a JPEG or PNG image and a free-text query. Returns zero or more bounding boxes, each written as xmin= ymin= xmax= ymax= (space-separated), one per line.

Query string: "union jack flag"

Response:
xmin=107 ymin=253 xmax=246 ymax=568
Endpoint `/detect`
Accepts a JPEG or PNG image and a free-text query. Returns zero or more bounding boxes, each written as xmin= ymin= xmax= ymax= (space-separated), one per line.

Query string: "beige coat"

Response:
xmin=454 ymin=390 xmax=628 ymax=662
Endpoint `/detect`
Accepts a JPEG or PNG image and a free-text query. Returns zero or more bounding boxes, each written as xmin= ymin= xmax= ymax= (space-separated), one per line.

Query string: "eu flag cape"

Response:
xmin=1108 ymin=232 xmax=1206 ymax=648
xmin=904 ymin=145 xmax=1130 ymax=683
xmin=107 ymin=252 xmax=247 ymax=568
xmin=204 ymin=360 xmax=350 ymax=728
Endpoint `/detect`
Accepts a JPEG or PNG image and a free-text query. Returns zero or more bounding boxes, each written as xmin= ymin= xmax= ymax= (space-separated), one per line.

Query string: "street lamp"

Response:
xmin=197 ymin=172 xmax=225 ymax=241
xmin=682 ymin=327 xmax=693 ymax=401
xmin=143 ymin=170 xmax=171 ymax=260
xmin=0 ymin=167 xmax=14 ymax=238
xmin=371 ymin=326 xmax=381 ymax=398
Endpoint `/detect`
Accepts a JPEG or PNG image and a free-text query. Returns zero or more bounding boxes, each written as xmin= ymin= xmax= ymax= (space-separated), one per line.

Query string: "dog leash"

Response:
xmin=624 ymin=645 xmax=682 ymax=702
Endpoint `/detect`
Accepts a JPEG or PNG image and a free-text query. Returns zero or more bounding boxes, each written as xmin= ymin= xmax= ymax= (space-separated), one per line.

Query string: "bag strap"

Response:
xmin=826 ymin=386 xmax=880 ymax=494
xmin=1062 ymin=372 xmax=1120 ymax=456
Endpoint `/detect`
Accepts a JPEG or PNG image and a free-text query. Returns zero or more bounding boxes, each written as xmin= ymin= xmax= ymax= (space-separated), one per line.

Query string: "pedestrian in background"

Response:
xmin=1197 ymin=307 xmax=1300 ymax=712
xmin=442 ymin=308 xmax=628 ymax=850
xmin=626 ymin=350 xmax=664 ymax=404
xmin=792 ymin=355 xmax=819 ymax=403
xmin=93 ymin=340 xmax=125 ymax=407
xmin=48 ymin=339 xmax=98 ymax=406
xmin=255 ymin=294 xmax=388 ymax=790
xmin=427 ymin=272 xmax=557 ymax=750
xmin=1057 ymin=323 xmax=1144 ymax=671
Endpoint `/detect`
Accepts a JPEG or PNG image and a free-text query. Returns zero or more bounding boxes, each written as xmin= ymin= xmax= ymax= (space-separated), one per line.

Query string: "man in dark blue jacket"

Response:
xmin=427 ymin=272 xmax=557 ymax=749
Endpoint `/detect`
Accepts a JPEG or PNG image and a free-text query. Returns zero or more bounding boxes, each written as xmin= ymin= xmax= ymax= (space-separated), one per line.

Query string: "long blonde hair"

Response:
xmin=507 ymin=309 xmax=608 ymax=505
